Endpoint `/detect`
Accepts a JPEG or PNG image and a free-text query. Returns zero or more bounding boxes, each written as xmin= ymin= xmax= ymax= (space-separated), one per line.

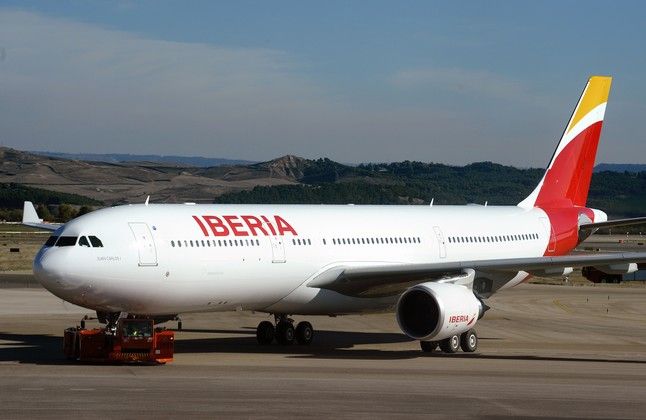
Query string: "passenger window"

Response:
xmin=45 ymin=236 xmax=59 ymax=247
xmin=78 ymin=236 xmax=90 ymax=247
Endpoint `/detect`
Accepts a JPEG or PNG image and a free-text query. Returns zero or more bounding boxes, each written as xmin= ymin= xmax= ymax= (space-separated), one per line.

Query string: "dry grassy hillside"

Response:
xmin=0 ymin=148 xmax=300 ymax=205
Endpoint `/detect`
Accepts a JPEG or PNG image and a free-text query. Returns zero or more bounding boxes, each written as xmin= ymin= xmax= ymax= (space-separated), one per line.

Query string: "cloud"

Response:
xmin=0 ymin=10 xmax=330 ymax=159
xmin=0 ymin=9 xmax=606 ymax=167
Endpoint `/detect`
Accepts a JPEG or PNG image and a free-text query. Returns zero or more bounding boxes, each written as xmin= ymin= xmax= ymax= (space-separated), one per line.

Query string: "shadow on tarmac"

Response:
xmin=0 ymin=332 xmax=68 ymax=364
xmin=2 ymin=329 xmax=645 ymax=365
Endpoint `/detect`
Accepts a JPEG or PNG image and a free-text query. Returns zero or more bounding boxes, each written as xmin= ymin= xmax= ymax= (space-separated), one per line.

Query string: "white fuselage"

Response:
xmin=34 ymin=204 xmax=552 ymax=316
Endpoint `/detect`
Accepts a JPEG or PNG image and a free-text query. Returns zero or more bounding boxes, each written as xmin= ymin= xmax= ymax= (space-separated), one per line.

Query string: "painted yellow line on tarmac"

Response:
xmin=553 ymin=299 xmax=573 ymax=314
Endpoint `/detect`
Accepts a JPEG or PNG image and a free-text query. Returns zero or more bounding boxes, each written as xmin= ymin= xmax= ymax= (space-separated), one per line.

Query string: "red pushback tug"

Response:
xmin=63 ymin=318 xmax=174 ymax=364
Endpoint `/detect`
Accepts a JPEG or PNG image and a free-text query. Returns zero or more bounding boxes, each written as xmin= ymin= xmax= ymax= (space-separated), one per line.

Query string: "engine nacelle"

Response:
xmin=593 ymin=263 xmax=638 ymax=275
xmin=396 ymin=282 xmax=484 ymax=341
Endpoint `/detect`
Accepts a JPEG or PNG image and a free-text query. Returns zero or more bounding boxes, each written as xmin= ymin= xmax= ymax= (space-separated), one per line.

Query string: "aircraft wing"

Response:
xmin=22 ymin=201 xmax=62 ymax=231
xmin=307 ymin=252 xmax=646 ymax=297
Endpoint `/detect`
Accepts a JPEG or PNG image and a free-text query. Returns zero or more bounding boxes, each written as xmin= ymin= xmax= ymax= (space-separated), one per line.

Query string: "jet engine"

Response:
xmin=396 ymin=282 xmax=485 ymax=341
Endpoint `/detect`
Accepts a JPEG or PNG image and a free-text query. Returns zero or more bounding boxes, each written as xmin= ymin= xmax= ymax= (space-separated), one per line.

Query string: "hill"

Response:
xmin=216 ymin=160 xmax=646 ymax=218
xmin=2 ymin=147 xmax=645 ymax=219
xmin=594 ymin=163 xmax=646 ymax=173
xmin=30 ymin=151 xmax=255 ymax=167
xmin=0 ymin=147 xmax=297 ymax=205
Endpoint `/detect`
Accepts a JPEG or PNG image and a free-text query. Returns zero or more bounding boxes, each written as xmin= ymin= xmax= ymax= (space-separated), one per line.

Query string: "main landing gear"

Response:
xmin=256 ymin=315 xmax=314 ymax=346
xmin=420 ymin=329 xmax=478 ymax=354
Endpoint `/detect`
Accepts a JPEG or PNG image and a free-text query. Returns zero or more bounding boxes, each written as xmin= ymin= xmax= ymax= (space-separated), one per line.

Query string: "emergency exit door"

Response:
xmin=270 ymin=236 xmax=286 ymax=263
xmin=433 ymin=226 xmax=447 ymax=258
xmin=128 ymin=222 xmax=158 ymax=266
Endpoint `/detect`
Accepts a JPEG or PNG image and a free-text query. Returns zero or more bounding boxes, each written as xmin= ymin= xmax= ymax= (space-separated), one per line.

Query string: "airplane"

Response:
xmin=22 ymin=75 xmax=646 ymax=354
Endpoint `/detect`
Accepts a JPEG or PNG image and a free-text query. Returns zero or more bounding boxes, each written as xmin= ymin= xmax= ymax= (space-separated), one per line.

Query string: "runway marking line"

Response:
xmin=69 ymin=388 xmax=95 ymax=392
xmin=552 ymin=299 xmax=573 ymax=314
xmin=20 ymin=388 xmax=44 ymax=391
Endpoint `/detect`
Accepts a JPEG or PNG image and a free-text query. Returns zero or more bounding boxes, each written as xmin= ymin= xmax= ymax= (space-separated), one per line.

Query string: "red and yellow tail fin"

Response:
xmin=519 ymin=76 xmax=612 ymax=209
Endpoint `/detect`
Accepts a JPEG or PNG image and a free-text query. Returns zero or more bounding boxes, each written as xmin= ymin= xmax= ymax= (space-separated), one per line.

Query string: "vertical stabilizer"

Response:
xmin=519 ymin=76 xmax=612 ymax=209
xmin=22 ymin=201 xmax=43 ymax=224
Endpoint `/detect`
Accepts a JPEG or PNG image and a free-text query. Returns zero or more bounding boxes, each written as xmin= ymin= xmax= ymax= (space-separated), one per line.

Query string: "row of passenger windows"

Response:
xmin=171 ymin=236 xmax=420 ymax=249
xmin=44 ymin=235 xmax=104 ymax=248
xmin=171 ymin=239 xmax=261 ymax=248
xmin=331 ymin=237 xmax=421 ymax=245
xmin=448 ymin=233 xmax=539 ymax=244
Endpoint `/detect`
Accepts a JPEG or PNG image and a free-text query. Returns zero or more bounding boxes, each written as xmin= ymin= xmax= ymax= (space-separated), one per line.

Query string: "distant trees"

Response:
xmin=0 ymin=183 xmax=101 ymax=208
xmin=215 ymin=161 xmax=646 ymax=219
xmin=0 ymin=183 xmax=101 ymax=222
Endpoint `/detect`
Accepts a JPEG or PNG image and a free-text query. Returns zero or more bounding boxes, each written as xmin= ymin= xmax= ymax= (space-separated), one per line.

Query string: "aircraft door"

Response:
xmin=270 ymin=236 xmax=286 ymax=263
xmin=433 ymin=226 xmax=447 ymax=258
xmin=128 ymin=222 xmax=158 ymax=266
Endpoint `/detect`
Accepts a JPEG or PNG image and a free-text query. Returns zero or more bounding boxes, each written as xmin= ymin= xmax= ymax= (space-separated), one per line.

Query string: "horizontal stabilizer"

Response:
xmin=580 ymin=216 xmax=646 ymax=231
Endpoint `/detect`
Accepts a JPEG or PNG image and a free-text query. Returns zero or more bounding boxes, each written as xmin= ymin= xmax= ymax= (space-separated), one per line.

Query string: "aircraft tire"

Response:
xmin=295 ymin=321 xmax=314 ymax=345
xmin=439 ymin=335 xmax=460 ymax=353
xmin=256 ymin=321 xmax=275 ymax=345
xmin=275 ymin=321 xmax=295 ymax=345
xmin=420 ymin=340 xmax=438 ymax=352
xmin=460 ymin=329 xmax=478 ymax=352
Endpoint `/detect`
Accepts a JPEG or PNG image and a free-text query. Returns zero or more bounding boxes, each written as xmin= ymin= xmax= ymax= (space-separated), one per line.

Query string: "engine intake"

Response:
xmin=396 ymin=282 xmax=484 ymax=341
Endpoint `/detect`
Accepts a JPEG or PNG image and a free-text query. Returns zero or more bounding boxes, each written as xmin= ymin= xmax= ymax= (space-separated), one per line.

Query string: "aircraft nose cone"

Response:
xmin=33 ymin=249 xmax=69 ymax=293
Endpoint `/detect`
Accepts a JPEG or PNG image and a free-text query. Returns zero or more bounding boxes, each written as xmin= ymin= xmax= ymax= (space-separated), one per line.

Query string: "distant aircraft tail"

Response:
xmin=22 ymin=201 xmax=61 ymax=231
xmin=22 ymin=201 xmax=43 ymax=224
xmin=518 ymin=76 xmax=612 ymax=209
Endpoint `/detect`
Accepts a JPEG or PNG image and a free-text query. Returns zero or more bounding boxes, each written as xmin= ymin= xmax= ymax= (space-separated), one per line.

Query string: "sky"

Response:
xmin=1 ymin=1 xmax=645 ymax=166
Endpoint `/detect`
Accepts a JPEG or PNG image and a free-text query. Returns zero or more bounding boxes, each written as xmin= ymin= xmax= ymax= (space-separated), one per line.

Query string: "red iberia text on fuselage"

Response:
xmin=192 ymin=215 xmax=298 ymax=237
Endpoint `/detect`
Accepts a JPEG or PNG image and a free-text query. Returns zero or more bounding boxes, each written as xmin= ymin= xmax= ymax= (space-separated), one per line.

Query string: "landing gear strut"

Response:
xmin=420 ymin=329 xmax=478 ymax=354
xmin=255 ymin=315 xmax=315 ymax=346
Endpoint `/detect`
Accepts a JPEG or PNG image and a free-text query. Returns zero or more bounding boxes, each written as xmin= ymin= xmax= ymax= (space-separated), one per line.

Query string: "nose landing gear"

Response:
xmin=256 ymin=315 xmax=314 ymax=346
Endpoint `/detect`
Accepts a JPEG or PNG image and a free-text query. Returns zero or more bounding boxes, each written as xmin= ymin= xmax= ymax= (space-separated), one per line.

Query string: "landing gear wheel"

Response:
xmin=420 ymin=340 xmax=437 ymax=352
xmin=460 ymin=329 xmax=478 ymax=352
xmin=295 ymin=321 xmax=314 ymax=345
xmin=439 ymin=334 xmax=460 ymax=353
xmin=275 ymin=321 xmax=295 ymax=345
xmin=256 ymin=321 xmax=275 ymax=345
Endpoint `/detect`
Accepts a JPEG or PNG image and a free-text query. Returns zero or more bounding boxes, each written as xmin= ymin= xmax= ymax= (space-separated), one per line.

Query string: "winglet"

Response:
xmin=22 ymin=201 xmax=43 ymax=224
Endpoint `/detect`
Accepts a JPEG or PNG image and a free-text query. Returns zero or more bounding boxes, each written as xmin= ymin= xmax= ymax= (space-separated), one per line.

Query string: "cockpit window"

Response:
xmin=44 ymin=236 xmax=58 ymax=247
xmin=89 ymin=236 xmax=103 ymax=247
xmin=56 ymin=236 xmax=78 ymax=247
xmin=78 ymin=236 xmax=90 ymax=247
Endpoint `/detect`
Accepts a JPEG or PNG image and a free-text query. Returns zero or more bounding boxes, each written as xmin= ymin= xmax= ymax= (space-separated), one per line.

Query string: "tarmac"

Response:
xmin=1 ymin=276 xmax=645 ymax=419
